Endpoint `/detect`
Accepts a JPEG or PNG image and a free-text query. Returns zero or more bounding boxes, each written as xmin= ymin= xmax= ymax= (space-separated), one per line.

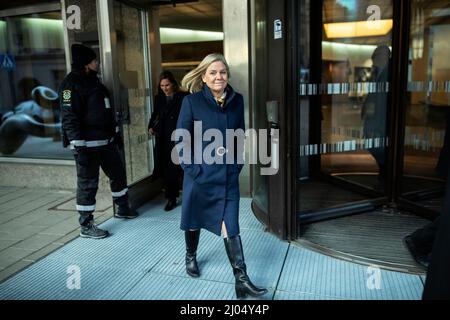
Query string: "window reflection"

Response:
xmin=0 ymin=12 xmax=69 ymax=159
xmin=298 ymin=0 xmax=394 ymax=213
xmin=402 ymin=0 xmax=450 ymax=209
xmin=320 ymin=0 xmax=393 ymax=190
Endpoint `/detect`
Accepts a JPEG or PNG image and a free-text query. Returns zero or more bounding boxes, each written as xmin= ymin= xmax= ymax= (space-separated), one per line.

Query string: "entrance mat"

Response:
xmin=297 ymin=210 xmax=430 ymax=274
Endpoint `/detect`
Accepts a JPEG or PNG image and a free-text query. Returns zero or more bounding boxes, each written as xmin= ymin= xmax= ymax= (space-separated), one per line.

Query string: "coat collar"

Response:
xmin=202 ymin=84 xmax=236 ymax=109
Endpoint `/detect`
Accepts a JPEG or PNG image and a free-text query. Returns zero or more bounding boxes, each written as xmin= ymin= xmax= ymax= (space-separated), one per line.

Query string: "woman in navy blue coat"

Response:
xmin=175 ymin=53 xmax=267 ymax=299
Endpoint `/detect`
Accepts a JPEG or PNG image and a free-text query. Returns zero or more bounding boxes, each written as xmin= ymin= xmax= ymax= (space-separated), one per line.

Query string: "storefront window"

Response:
xmin=0 ymin=10 xmax=70 ymax=159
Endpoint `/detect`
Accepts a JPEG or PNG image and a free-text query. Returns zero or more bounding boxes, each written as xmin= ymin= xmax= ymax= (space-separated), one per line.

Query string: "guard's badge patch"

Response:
xmin=62 ymin=90 xmax=71 ymax=101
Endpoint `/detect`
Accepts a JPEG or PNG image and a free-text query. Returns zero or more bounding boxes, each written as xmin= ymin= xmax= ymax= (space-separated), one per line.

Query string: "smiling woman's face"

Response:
xmin=202 ymin=61 xmax=228 ymax=96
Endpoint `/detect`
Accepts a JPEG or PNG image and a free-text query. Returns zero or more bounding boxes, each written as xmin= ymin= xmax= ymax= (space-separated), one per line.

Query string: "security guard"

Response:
xmin=59 ymin=44 xmax=137 ymax=239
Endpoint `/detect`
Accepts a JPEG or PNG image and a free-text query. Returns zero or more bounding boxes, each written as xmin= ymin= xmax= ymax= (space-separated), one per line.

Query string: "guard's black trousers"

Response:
xmin=74 ymin=144 xmax=128 ymax=226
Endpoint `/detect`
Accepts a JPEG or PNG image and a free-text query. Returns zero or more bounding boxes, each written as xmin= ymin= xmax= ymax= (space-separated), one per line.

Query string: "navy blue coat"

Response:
xmin=176 ymin=85 xmax=245 ymax=237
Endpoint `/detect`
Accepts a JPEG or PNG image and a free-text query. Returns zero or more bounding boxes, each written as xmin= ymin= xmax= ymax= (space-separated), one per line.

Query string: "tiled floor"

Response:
xmin=0 ymin=187 xmax=113 ymax=282
xmin=0 ymin=196 xmax=425 ymax=300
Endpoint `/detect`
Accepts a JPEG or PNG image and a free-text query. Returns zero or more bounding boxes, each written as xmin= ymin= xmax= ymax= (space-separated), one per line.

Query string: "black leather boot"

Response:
xmin=116 ymin=205 xmax=138 ymax=219
xmin=164 ymin=198 xmax=177 ymax=211
xmin=224 ymin=235 xmax=268 ymax=299
xmin=185 ymin=230 xmax=200 ymax=277
xmin=114 ymin=195 xmax=138 ymax=219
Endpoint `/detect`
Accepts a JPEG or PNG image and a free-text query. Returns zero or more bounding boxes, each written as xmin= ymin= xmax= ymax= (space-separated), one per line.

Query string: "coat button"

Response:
xmin=217 ymin=147 xmax=228 ymax=156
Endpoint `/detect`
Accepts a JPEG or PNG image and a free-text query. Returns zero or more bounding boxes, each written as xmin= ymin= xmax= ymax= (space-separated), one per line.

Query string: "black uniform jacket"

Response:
xmin=59 ymin=70 xmax=117 ymax=149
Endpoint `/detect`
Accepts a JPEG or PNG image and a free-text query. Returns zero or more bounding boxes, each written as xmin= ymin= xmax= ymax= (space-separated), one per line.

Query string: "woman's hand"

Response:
xmin=149 ymin=128 xmax=155 ymax=135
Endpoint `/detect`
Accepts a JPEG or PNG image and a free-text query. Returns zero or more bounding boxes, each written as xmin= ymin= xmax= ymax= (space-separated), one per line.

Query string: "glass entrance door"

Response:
xmin=110 ymin=1 xmax=153 ymax=185
xmin=293 ymin=0 xmax=450 ymax=228
xmin=295 ymin=0 xmax=394 ymax=223
xmin=399 ymin=0 xmax=450 ymax=216
xmin=98 ymin=0 xmax=156 ymax=208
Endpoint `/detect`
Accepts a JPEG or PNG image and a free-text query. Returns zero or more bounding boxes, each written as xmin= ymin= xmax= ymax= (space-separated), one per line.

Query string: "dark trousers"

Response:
xmin=436 ymin=111 xmax=450 ymax=176
xmin=423 ymin=167 xmax=450 ymax=299
xmin=162 ymin=144 xmax=182 ymax=200
xmin=409 ymin=217 xmax=440 ymax=256
xmin=364 ymin=131 xmax=387 ymax=177
xmin=152 ymin=136 xmax=163 ymax=179
xmin=74 ymin=144 xmax=128 ymax=226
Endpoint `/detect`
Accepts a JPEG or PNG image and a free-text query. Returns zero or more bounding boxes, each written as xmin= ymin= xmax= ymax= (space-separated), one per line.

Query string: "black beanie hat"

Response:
xmin=71 ymin=44 xmax=96 ymax=69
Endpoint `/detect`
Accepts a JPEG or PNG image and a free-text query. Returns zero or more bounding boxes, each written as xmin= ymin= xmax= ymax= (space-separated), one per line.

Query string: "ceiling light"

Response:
xmin=160 ymin=27 xmax=223 ymax=44
xmin=324 ymin=19 xmax=393 ymax=38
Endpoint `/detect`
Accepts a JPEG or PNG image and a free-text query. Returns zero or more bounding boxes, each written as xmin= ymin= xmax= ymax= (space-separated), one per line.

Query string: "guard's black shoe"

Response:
xmin=116 ymin=207 xmax=138 ymax=219
xmin=164 ymin=198 xmax=177 ymax=211
xmin=80 ymin=221 xmax=109 ymax=239
xmin=403 ymin=235 xmax=430 ymax=269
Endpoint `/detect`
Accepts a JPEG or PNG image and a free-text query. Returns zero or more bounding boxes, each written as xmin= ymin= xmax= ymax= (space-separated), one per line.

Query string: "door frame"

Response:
xmin=392 ymin=0 xmax=441 ymax=220
xmin=266 ymin=0 xmax=290 ymax=239
xmin=250 ymin=0 xmax=291 ymax=240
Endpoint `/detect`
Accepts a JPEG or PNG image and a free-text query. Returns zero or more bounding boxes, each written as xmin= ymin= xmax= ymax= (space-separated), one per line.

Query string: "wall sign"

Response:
xmin=274 ymin=19 xmax=282 ymax=39
xmin=0 ymin=54 xmax=16 ymax=71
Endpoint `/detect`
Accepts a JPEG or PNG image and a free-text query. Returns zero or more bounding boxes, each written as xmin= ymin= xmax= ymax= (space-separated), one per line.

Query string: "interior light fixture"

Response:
xmin=22 ymin=17 xmax=63 ymax=28
xmin=160 ymin=27 xmax=223 ymax=44
xmin=324 ymin=19 xmax=393 ymax=38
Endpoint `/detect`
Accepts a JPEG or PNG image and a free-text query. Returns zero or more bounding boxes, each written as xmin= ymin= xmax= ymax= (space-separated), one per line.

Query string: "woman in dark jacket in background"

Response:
xmin=175 ymin=53 xmax=267 ymax=299
xmin=148 ymin=71 xmax=187 ymax=211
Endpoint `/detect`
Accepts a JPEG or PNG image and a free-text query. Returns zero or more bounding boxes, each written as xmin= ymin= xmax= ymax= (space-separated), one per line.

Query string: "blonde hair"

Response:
xmin=181 ymin=53 xmax=231 ymax=93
